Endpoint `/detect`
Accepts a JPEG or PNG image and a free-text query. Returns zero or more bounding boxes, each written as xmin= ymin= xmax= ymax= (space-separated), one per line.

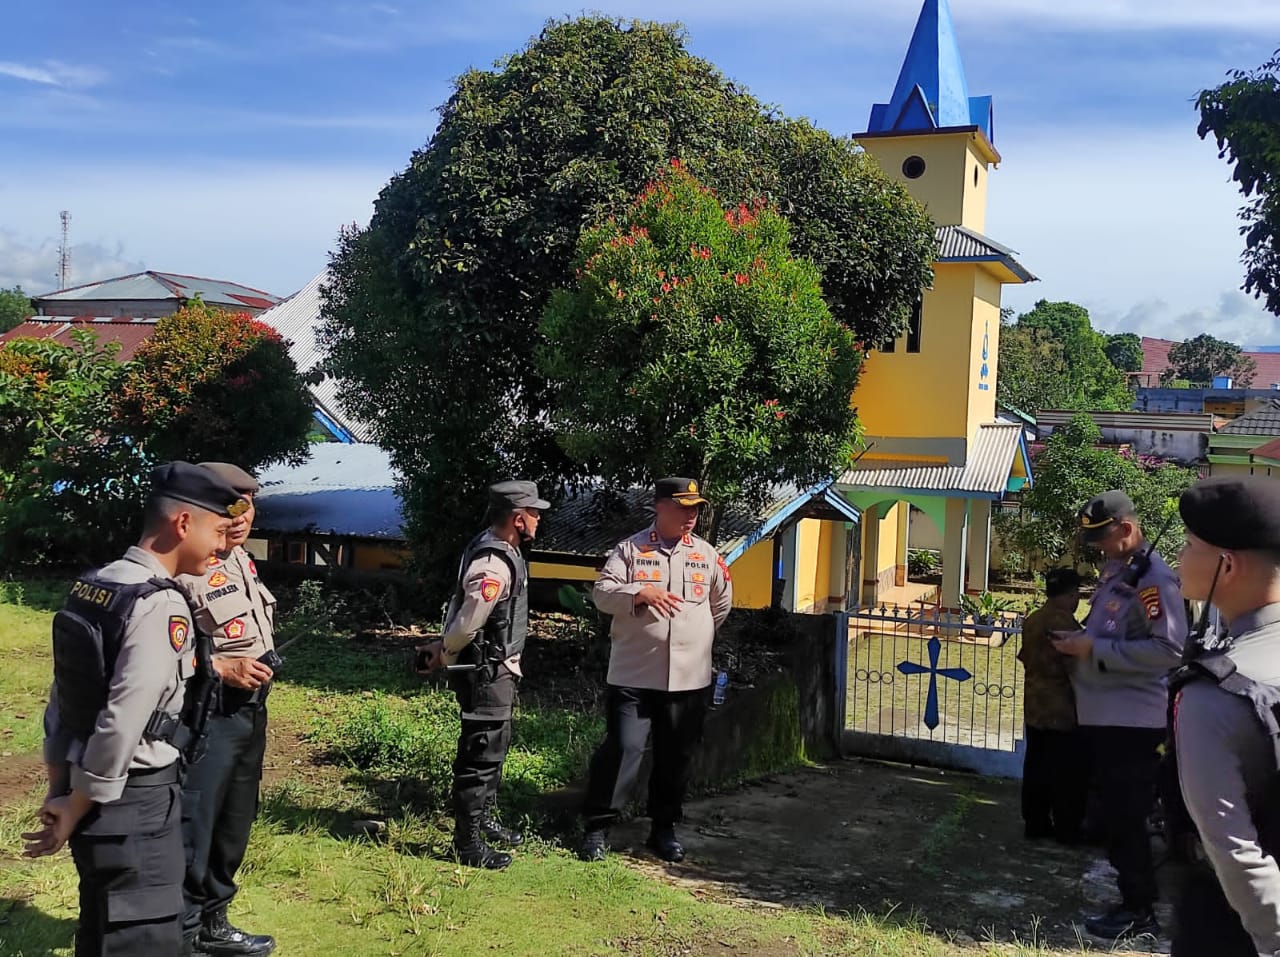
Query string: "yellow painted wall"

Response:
xmin=857 ymin=131 xmax=991 ymax=230
xmin=727 ymin=538 xmax=774 ymax=609
xmin=815 ymin=522 xmax=833 ymax=605
xmin=876 ymin=504 xmax=899 ymax=578
xmin=352 ymin=543 xmax=408 ymax=571
xmin=793 ymin=519 xmax=820 ymax=610
xmin=967 ymin=269 xmax=1002 ymax=438
xmin=856 ymin=267 xmax=978 ymax=443
xmin=529 ymin=560 xmax=599 ymax=582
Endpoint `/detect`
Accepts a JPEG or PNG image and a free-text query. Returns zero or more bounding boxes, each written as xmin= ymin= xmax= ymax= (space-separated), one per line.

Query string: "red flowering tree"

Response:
xmin=115 ymin=300 xmax=314 ymax=468
xmin=539 ymin=163 xmax=864 ymax=541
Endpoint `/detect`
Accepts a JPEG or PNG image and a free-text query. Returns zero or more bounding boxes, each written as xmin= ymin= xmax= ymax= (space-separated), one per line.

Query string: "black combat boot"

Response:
xmin=646 ymin=822 xmax=685 ymax=863
xmin=480 ymin=796 xmax=524 ymax=847
xmin=195 ymin=908 xmax=276 ymax=956
xmin=1083 ymin=905 xmax=1159 ymax=941
xmin=453 ymin=817 xmax=513 ymax=870
xmin=578 ymin=828 xmax=608 ymax=862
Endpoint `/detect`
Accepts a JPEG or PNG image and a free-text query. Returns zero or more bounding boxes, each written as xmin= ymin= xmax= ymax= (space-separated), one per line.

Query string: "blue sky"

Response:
xmin=1 ymin=0 xmax=1277 ymax=346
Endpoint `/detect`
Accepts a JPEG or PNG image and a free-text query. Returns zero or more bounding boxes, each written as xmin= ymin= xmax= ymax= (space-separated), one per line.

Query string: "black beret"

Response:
xmin=150 ymin=462 xmax=247 ymax=518
xmin=655 ymin=477 xmax=709 ymax=506
xmin=1179 ymin=476 xmax=1280 ymax=550
xmin=198 ymin=461 xmax=259 ymax=495
xmin=489 ymin=480 xmax=550 ymax=511
xmin=1077 ymin=490 xmax=1137 ymax=543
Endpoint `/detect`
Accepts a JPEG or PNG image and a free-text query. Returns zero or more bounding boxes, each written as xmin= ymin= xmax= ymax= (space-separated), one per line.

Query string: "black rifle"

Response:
xmin=179 ymin=629 xmax=221 ymax=766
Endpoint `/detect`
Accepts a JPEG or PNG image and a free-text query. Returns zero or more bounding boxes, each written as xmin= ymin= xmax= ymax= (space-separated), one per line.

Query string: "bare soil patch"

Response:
xmin=605 ymin=760 xmax=1181 ymax=954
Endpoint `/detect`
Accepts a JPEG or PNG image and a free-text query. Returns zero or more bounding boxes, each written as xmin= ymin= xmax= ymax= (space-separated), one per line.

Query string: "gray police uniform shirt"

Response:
xmin=42 ymin=546 xmax=195 ymax=804
xmin=177 ymin=546 xmax=276 ymax=660
xmin=441 ymin=530 xmax=523 ymax=677
xmin=593 ymin=526 xmax=733 ymax=692
xmin=1071 ymin=546 xmax=1187 ymax=728
xmin=1175 ymin=604 xmax=1280 ymax=957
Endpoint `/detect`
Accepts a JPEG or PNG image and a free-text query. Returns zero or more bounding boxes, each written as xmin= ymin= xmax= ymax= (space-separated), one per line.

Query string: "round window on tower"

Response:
xmin=902 ymin=155 xmax=926 ymax=179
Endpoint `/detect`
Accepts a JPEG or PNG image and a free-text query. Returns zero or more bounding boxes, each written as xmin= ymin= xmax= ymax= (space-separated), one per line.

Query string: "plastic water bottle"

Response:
xmin=712 ymin=669 xmax=729 ymax=706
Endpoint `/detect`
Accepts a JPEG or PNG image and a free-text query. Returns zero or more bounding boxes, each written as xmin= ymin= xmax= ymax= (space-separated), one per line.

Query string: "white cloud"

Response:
xmin=519 ymin=0 xmax=1280 ymax=31
xmin=0 ymin=232 xmax=144 ymax=296
xmin=991 ymin=122 xmax=1278 ymax=348
xmin=0 ymin=60 xmax=105 ymax=89
xmin=0 ymin=161 xmax=387 ymax=298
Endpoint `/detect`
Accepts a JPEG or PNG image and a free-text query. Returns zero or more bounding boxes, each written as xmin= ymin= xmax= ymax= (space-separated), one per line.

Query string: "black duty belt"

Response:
xmin=125 ymin=762 xmax=181 ymax=786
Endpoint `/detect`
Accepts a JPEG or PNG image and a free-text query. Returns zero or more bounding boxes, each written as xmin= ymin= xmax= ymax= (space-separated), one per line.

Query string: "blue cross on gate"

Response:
xmin=897 ymin=636 xmax=972 ymax=731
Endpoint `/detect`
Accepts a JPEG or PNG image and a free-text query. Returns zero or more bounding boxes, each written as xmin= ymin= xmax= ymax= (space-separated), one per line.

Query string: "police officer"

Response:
xmin=1052 ymin=490 xmax=1187 ymax=940
xmin=417 ymin=480 xmax=549 ymax=870
xmin=1170 ymin=476 xmax=1280 ymax=956
xmin=23 ymin=462 xmax=244 ymax=957
xmin=578 ymin=477 xmax=733 ymax=864
xmin=176 ymin=463 xmax=277 ymax=956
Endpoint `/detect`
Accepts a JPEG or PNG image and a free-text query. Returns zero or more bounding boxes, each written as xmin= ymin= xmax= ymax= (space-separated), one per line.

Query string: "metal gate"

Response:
xmin=833 ymin=603 xmax=1026 ymax=777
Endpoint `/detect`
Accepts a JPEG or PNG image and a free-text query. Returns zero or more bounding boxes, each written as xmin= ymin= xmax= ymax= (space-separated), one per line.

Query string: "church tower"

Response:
xmin=852 ymin=0 xmax=1032 ymax=457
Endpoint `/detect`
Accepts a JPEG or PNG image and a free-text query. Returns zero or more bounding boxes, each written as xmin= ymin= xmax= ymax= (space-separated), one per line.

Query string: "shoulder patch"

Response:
xmin=208 ymin=570 xmax=229 ymax=588
xmin=717 ymin=555 xmax=731 ymax=583
xmin=248 ymin=559 xmax=258 ymax=576
xmin=479 ymin=578 xmax=501 ymax=602
xmin=169 ymin=615 xmax=190 ymax=652
xmin=207 ymin=556 xmax=221 ymax=568
xmin=1139 ymin=586 xmax=1162 ymax=620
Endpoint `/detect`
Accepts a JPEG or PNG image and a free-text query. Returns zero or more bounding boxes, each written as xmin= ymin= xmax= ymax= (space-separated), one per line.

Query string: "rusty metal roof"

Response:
xmin=1036 ymin=409 xmax=1215 ymax=432
xmin=837 ymin=422 xmax=1026 ymax=497
xmin=35 ymin=271 xmax=280 ymax=312
xmin=0 ymin=316 xmax=159 ymax=360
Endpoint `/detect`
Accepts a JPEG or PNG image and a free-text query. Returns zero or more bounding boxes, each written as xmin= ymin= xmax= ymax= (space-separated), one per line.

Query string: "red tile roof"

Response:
xmin=0 ymin=317 xmax=159 ymax=360
xmin=1250 ymin=436 xmax=1280 ymax=461
xmin=1141 ymin=336 xmax=1280 ymax=388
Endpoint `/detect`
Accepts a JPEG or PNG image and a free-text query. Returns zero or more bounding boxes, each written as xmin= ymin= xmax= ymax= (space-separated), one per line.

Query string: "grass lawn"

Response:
xmin=1 ymin=578 xmax=1081 ymax=956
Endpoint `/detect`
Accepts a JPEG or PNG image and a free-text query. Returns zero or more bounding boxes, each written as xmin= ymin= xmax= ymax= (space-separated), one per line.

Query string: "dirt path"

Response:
xmin=605 ymin=759 xmax=1178 ymax=954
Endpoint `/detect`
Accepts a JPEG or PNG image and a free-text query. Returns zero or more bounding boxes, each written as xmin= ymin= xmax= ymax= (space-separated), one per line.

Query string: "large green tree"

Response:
xmin=1008 ymin=300 xmax=1133 ymax=410
xmin=540 ymin=165 xmax=863 ymax=542
xmin=1000 ymin=414 xmax=1194 ymax=569
xmin=1161 ymin=332 xmax=1257 ymax=387
xmin=321 ymin=16 xmax=936 ymax=588
xmin=1105 ymin=332 xmax=1144 ymax=373
xmin=0 ymin=286 xmax=31 ymax=334
xmin=996 ymin=301 xmax=1133 ymax=413
xmin=1197 ymin=50 xmax=1280 ymax=316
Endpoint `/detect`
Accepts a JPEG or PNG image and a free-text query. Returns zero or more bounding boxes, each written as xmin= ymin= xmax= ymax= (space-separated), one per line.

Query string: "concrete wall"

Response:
xmin=1036 ymin=421 xmax=1207 ymax=465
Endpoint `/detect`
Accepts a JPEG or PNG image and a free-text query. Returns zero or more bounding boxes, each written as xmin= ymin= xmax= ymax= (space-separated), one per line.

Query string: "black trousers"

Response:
xmin=1086 ymin=725 xmax=1165 ymax=909
xmin=69 ymin=766 xmax=184 ymax=957
xmin=1171 ymin=863 xmax=1258 ymax=956
xmin=583 ymin=684 xmax=710 ymax=831
xmin=450 ymin=668 xmax=517 ymax=824
xmin=1021 ymin=725 xmax=1089 ymax=840
xmin=181 ymin=700 xmax=268 ymax=943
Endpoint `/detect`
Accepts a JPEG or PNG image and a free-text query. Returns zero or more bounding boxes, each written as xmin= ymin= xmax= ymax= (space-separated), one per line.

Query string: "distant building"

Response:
xmin=33 ymin=271 xmax=280 ymax=318
xmin=1134 ymin=336 xmax=1280 ymax=390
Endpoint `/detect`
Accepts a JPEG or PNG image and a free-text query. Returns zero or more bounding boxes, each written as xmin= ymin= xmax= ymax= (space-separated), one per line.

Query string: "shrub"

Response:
xmin=907 ymin=548 xmax=941 ymax=577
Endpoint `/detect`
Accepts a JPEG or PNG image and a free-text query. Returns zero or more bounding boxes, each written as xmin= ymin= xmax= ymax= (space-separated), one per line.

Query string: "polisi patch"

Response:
xmin=70 ymin=579 xmax=117 ymax=609
xmin=208 ymin=571 xmax=229 ymax=588
xmin=169 ymin=616 xmax=190 ymax=652
xmin=479 ymin=578 xmax=501 ymax=602
xmin=1139 ymin=586 xmax=1162 ymax=620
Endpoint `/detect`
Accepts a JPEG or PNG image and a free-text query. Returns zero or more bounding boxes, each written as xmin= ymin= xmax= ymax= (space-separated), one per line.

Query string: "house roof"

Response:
xmin=837 ymin=421 xmax=1028 ymax=498
xmin=0 ymin=316 xmax=159 ymax=360
xmin=1250 ymin=436 xmax=1280 ymax=463
xmin=253 ymin=271 xmax=375 ymax=443
xmin=1219 ymin=399 xmax=1280 ymax=436
xmin=1139 ymin=336 xmax=1280 ymax=388
xmin=934 ymin=225 xmax=1035 ymax=283
xmin=253 ymin=443 xmax=403 ymax=540
xmin=35 ymin=271 xmax=280 ymax=312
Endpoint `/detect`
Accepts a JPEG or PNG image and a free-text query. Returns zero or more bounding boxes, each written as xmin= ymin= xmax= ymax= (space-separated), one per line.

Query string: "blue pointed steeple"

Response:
xmin=865 ymin=0 xmax=994 ymax=143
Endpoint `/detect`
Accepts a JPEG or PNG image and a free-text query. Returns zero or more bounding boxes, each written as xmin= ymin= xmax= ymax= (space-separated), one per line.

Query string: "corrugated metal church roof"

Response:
xmin=838 ymin=422 xmax=1026 ymax=497
xmin=36 ymin=271 xmax=280 ymax=312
